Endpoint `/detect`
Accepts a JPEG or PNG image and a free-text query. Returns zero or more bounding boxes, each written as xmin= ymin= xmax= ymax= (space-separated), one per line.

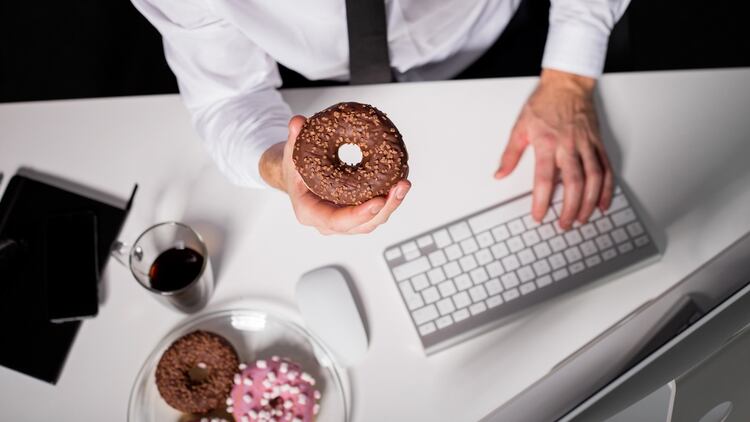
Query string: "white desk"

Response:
xmin=1 ymin=68 xmax=749 ymax=421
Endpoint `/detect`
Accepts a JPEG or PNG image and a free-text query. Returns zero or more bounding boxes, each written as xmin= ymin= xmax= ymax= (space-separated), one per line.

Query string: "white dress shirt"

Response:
xmin=132 ymin=0 xmax=630 ymax=188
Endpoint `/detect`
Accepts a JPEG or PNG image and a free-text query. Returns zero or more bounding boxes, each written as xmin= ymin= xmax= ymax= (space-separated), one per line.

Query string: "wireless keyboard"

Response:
xmin=384 ymin=185 xmax=659 ymax=353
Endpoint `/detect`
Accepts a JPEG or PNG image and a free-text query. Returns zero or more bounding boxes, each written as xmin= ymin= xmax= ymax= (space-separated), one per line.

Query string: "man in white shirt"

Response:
xmin=132 ymin=0 xmax=629 ymax=235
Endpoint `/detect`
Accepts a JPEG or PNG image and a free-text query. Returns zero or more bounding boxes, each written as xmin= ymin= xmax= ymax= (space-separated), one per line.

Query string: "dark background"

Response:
xmin=0 ymin=0 xmax=748 ymax=103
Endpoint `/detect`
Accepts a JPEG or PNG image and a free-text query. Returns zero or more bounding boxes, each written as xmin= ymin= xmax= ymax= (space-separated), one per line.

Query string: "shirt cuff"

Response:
xmin=542 ymin=22 xmax=610 ymax=79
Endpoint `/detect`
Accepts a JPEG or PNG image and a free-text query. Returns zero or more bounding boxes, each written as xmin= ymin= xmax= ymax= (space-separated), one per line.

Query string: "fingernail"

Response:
xmin=396 ymin=185 xmax=409 ymax=200
xmin=370 ymin=204 xmax=383 ymax=215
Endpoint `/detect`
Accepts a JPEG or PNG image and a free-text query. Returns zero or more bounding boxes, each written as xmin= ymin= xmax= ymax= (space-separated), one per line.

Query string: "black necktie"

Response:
xmin=345 ymin=0 xmax=392 ymax=84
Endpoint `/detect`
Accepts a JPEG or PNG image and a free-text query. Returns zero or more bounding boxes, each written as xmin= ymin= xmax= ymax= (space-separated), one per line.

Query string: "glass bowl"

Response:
xmin=128 ymin=309 xmax=348 ymax=421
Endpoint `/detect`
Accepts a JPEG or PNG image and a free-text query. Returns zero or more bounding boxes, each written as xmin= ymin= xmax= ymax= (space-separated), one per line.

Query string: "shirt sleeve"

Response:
xmin=131 ymin=0 xmax=291 ymax=188
xmin=542 ymin=0 xmax=631 ymax=78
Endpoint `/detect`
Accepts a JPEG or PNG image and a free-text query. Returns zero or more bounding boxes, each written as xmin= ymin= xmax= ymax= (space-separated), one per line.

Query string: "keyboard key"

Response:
xmin=393 ymin=256 xmax=430 ymax=281
xmin=536 ymin=275 xmax=552 ymax=288
xmin=475 ymin=249 xmax=493 ymax=265
xmin=580 ymin=240 xmax=598 ymax=257
xmin=548 ymin=253 xmax=566 ymax=269
xmin=570 ymin=262 xmax=585 ymax=274
xmin=449 ymin=222 xmax=472 ymax=241
xmin=538 ymin=224 xmax=556 ymax=240
xmin=522 ymin=230 xmax=541 ymax=247
xmin=533 ymin=242 xmax=552 ymax=258
xmin=517 ymin=266 xmax=535 ymax=282
xmin=590 ymin=208 xmax=602 ymax=221
xmin=411 ymin=274 xmax=429 ymax=291
xmin=454 ymin=274 xmax=472 ymax=291
xmin=469 ymin=194 xmax=531 ymax=233
xmin=486 ymin=261 xmax=504 ymax=278
xmin=618 ymin=241 xmax=634 ymax=254
xmin=419 ymin=322 xmax=436 ymax=336
xmin=612 ymin=209 xmax=636 ymax=226
xmin=608 ymin=194 xmax=629 ymax=213
xmin=491 ymin=225 xmax=510 ymax=242
xmin=612 ymin=227 xmax=629 ymax=244
xmin=581 ymin=224 xmax=598 ymax=240
xmin=602 ymin=248 xmax=617 ymax=261
xmin=404 ymin=248 xmax=421 ymax=261
xmin=459 ymin=255 xmax=478 ymax=272
xmin=445 ymin=244 xmax=463 ymax=260
xmin=406 ymin=295 xmax=424 ymax=311
xmin=470 ymin=302 xmax=487 ymax=316
xmin=503 ymin=288 xmax=520 ymax=301
xmin=501 ymin=255 xmax=521 ymax=271
xmin=507 ymin=236 xmax=524 ymax=252
xmin=486 ymin=295 xmax=504 ymax=308
xmin=508 ymin=219 xmax=525 ymax=235
xmin=417 ymin=235 xmax=434 ymax=249
xmin=564 ymin=230 xmax=583 ymax=246
xmin=452 ymin=308 xmax=470 ymax=322
xmin=485 ymin=278 xmax=503 ymax=295
xmin=413 ymin=305 xmax=438 ymax=325
xmin=585 ymin=254 xmax=602 ymax=268
xmin=491 ymin=242 xmax=510 ymax=259
xmin=469 ymin=285 xmax=488 ymax=302
xmin=501 ymin=272 xmax=520 ymax=289
xmin=453 ymin=291 xmax=471 ymax=308
xmin=438 ymin=280 xmax=457 ymax=297
xmin=477 ymin=231 xmax=494 ymax=248
xmin=522 ymin=214 xmax=538 ymax=229
xmin=434 ymin=229 xmax=452 ymax=248
xmin=437 ymin=298 xmax=456 ymax=315
xmin=543 ymin=209 xmax=557 ymax=223
xmin=461 ymin=238 xmax=479 ymax=255
xmin=552 ymin=268 xmax=569 ymax=281
xmin=443 ymin=261 xmax=461 ymax=278
xmin=550 ymin=235 xmax=567 ymax=252
xmin=436 ymin=315 xmax=453 ymax=329
xmin=628 ymin=222 xmax=645 ymax=237
xmin=635 ymin=235 xmax=650 ymax=247
xmin=595 ymin=216 xmax=614 ymax=233
xmin=427 ymin=267 xmax=446 ymax=284
xmin=385 ymin=248 xmax=402 ymax=261
xmin=518 ymin=248 xmax=536 ymax=265
xmin=533 ymin=259 xmax=551 ymax=276
xmin=520 ymin=282 xmax=536 ymax=295
xmin=470 ymin=267 xmax=489 ymax=284
xmin=595 ymin=234 xmax=614 ymax=250
xmin=399 ymin=280 xmax=417 ymax=298
xmin=422 ymin=287 xmax=440 ymax=304
xmin=428 ymin=250 xmax=448 ymax=267
xmin=402 ymin=241 xmax=418 ymax=255
xmin=564 ymin=246 xmax=583 ymax=263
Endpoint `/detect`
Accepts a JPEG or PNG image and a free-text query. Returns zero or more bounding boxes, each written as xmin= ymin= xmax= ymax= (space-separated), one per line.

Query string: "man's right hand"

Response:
xmin=260 ymin=115 xmax=411 ymax=235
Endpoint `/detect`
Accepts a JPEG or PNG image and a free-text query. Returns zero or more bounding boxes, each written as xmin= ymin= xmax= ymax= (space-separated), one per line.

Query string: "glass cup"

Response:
xmin=111 ymin=222 xmax=214 ymax=313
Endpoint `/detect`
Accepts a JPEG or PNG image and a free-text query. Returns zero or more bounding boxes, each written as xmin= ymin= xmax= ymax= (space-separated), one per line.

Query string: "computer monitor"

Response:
xmin=481 ymin=231 xmax=750 ymax=422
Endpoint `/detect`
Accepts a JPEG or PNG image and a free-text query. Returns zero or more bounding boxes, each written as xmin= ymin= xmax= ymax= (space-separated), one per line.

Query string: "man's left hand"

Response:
xmin=495 ymin=68 xmax=614 ymax=230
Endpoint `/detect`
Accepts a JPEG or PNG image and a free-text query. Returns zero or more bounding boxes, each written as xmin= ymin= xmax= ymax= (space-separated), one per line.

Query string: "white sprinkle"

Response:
xmin=293 ymin=418 xmax=302 ymax=422
xmin=249 ymin=410 xmax=258 ymax=418
xmin=233 ymin=374 xmax=242 ymax=385
xmin=243 ymin=377 xmax=253 ymax=386
xmin=271 ymin=386 xmax=280 ymax=398
xmin=263 ymin=391 xmax=271 ymax=399
xmin=241 ymin=417 xmax=249 ymax=422
xmin=279 ymin=363 xmax=288 ymax=373
xmin=197 ymin=362 xmax=207 ymax=369
xmin=262 ymin=379 xmax=272 ymax=388
xmin=290 ymin=387 xmax=300 ymax=395
xmin=226 ymin=406 xmax=233 ymax=413
xmin=314 ymin=390 xmax=321 ymax=400
xmin=267 ymin=372 xmax=277 ymax=382
xmin=239 ymin=363 xmax=247 ymax=370
xmin=226 ymin=397 xmax=234 ymax=406
xmin=243 ymin=393 xmax=252 ymax=403
xmin=280 ymin=384 xmax=290 ymax=392
xmin=200 ymin=419 xmax=208 ymax=422
xmin=283 ymin=399 xmax=293 ymax=409
xmin=256 ymin=360 xmax=267 ymax=369
xmin=271 ymin=355 xmax=280 ymax=362
xmin=313 ymin=404 xmax=320 ymax=415
xmin=260 ymin=398 xmax=269 ymax=406
xmin=287 ymin=371 xmax=297 ymax=381
xmin=298 ymin=394 xmax=307 ymax=405
xmin=301 ymin=372 xmax=316 ymax=385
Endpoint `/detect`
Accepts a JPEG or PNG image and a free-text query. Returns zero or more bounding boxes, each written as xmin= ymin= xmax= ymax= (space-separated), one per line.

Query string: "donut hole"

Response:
xmin=337 ymin=143 xmax=363 ymax=166
xmin=188 ymin=363 xmax=209 ymax=384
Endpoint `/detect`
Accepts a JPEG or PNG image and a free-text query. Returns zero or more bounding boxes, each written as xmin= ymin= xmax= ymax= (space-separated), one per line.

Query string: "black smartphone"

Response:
xmin=44 ymin=211 xmax=99 ymax=322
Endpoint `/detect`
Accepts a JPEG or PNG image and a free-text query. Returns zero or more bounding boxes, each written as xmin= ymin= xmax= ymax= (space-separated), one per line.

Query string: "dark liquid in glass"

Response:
xmin=148 ymin=247 xmax=204 ymax=292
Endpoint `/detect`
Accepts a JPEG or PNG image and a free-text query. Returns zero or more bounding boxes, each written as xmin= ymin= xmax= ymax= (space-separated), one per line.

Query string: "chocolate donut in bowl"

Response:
xmin=292 ymin=102 xmax=409 ymax=206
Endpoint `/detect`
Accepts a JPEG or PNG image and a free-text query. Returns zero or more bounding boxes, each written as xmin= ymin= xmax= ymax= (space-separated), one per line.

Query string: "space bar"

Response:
xmin=469 ymin=194 xmax=532 ymax=233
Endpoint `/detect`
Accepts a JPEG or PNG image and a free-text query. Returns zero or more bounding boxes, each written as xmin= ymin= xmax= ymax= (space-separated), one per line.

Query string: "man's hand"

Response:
xmin=259 ymin=115 xmax=411 ymax=235
xmin=496 ymin=68 xmax=614 ymax=230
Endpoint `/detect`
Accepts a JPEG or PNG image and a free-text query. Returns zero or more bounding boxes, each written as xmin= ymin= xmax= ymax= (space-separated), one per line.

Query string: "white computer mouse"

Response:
xmin=296 ymin=266 xmax=369 ymax=366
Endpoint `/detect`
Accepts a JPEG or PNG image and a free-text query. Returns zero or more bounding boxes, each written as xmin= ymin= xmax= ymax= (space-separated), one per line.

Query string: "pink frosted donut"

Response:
xmin=227 ymin=356 xmax=321 ymax=422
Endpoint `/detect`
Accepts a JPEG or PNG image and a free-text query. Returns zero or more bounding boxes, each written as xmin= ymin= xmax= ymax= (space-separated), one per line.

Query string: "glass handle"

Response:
xmin=110 ymin=240 xmax=130 ymax=268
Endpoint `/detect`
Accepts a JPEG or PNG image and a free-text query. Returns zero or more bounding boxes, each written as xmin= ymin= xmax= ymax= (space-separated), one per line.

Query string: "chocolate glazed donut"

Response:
xmin=292 ymin=102 xmax=409 ymax=206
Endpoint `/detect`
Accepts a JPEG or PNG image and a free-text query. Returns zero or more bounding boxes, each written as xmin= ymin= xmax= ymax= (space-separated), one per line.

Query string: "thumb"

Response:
xmin=495 ymin=125 xmax=528 ymax=179
xmin=285 ymin=115 xmax=307 ymax=157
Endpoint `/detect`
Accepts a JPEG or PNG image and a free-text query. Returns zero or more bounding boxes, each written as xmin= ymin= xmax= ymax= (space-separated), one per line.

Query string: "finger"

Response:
xmin=576 ymin=143 xmax=604 ymax=223
xmin=284 ymin=115 xmax=307 ymax=156
xmin=596 ymin=146 xmax=615 ymax=211
xmin=295 ymin=190 xmax=386 ymax=233
xmin=557 ymin=149 xmax=584 ymax=230
xmin=495 ymin=124 xmax=528 ymax=179
xmin=531 ymin=141 xmax=556 ymax=222
xmin=349 ymin=180 xmax=411 ymax=234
